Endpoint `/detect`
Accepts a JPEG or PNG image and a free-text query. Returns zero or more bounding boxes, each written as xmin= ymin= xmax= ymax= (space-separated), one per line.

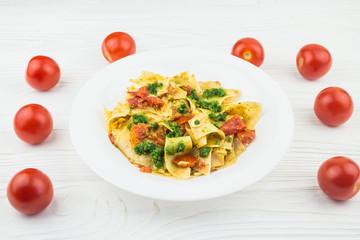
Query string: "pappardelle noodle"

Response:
xmin=105 ymin=71 xmax=262 ymax=179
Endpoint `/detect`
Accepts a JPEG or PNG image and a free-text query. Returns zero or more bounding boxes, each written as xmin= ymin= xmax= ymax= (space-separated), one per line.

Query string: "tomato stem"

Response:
xmin=298 ymin=58 xmax=303 ymax=67
xmin=244 ymin=52 xmax=251 ymax=60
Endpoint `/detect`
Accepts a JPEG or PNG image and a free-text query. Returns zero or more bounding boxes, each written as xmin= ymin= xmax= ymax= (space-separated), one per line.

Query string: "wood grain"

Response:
xmin=1 ymin=0 xmax=360 ymax=239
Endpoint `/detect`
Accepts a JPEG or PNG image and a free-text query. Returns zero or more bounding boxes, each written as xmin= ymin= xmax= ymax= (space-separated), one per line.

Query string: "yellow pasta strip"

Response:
xmin=164 ymin=136 xmax=193 ymax=179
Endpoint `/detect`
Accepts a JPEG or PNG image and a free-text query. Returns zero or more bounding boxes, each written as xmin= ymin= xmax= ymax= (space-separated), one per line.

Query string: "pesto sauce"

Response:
xmin=134 ymin=141 xmax=164 ymax=168
xmin=202 ymin=88 xmax=226 ymax=99
xmin=199 ymin=147 xmax=211 ymax=157
xmin=196 ymin=100 xmax=222 ymax=113
xmin=147 ymin=81 xmax=163 ymax=95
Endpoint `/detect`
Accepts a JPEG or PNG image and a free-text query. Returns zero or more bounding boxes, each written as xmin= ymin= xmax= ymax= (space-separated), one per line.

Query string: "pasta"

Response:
xmin=105 ymin=71 xmax=262 ymax=179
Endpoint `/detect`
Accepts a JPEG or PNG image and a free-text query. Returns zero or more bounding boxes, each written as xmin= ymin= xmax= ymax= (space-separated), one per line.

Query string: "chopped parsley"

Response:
xmin=150 ymin=122 xmax=159 ymax=130
xmin=196 ymin=100 xmax=222 ymax=113
xmin=212 ymin=122 xmax=220 ymax=128
xmin=165 ymin=121 xmax=184 ymax=138
xmin=176 ymin=142 xmax=185 ymax=152
xmin=215 ymin=140 xmax=221 ymax=145
xmin=227 ymin=136 xmax=232 ymax=142
xmin=199 ymin=147 xmax=211 ymax=157
xmin=165 ymin=146 xmax=175 ymax=155
xmin=209 ymin=112 xmax=227 ymax=122
xmin=165 ymin=142 xmax=186 ymax=155
xmin=188 ymin=89 xmax=199 ymax=101
xmin=133 ymin=114 xmax=148 ymax=124
xmin=150 ymin=147 xmax=164 ymax=168
xmin=134 ymin=141 xmax=156 ymax=155
xmin=134 ymin=141 xmax=164 ymax=168
xmin=147 ymin=81 xmax=163 ymax=95
xmin=203 ymin=88 xmax=226 ymax=99
xmin=128 ymin=114 xmax=149 ymax=130
xmin=177 ymin=103 xmax=188 ymax=113
xmin=194 ymin=119 xmax=200 ymax=125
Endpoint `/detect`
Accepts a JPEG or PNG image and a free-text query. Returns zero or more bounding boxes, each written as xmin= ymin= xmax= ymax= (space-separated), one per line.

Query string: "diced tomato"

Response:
xmin=127 ymin=91 xmax=138 ymax=96
xmin=171 ymin=106 xmax=183 ymax=120
xmin=127 ymin=97 xmax=139 ymax=108
xmin=182 ymin=85 xmax=194 ymax=96
xmin=168 ymin=84 xmax=176 ymax=94
xmin=173 ymin=154 xmax=199 ymax=168
xmin=108 ymin=133 xmax=115 ymax=144
xmin=139 ymin=166 xmax=152 ymax=173
xmin=145 ymin=96 xmax=164 ymax=108
xmin=237 ymin=130 xmax=256 ymax=146
xmin=130 ymin=123 xmax=150 ymax=146
xmin=128 ymin=86 xmax=149 ymax=97
xmin=137 ymin=86 xmax=149 ymax=97
xmin=174 ymin=114 xmax=193 ymax=125
xmin=179 ymin=124 xmax=186 ymax=134
xmin=151 ymin=126 xmax=167 ymax=147
xmin=127 ymin=96 xmax=164 ymax=109
xmin=197 ymin=161 xmax=205 ymax=169
xmin=220 ymin=115 xmax=246 ymax=136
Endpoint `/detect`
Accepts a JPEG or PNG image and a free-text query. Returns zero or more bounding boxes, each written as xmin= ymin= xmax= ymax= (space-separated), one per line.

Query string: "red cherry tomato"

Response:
xmin=101 ymin=32 xmax=136 ymax=63
xmin=318 ymin=157 xmax=360 ymax=201
xmin=231 ymin=38 xmax=264 ymax=67
xmin=314 ymin=87 xmax=353 ymax=127
xmin=13 ymin=104 xmax=53 ymax=144
xmin=26 ymin=56 xmax=61 ymax=91
xmin=7 ymin=168 xmax=54 ymax=214
xmin=296 ymin=44 xmax=332 ymax=80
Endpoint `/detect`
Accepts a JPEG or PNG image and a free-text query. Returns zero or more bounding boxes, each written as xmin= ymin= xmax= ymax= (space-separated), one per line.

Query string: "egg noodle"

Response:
xmin=105 ymin=71 xmax=262 ymax=179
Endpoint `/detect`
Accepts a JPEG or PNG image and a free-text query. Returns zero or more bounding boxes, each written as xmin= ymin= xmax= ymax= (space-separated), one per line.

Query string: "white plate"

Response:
xmin=69 ymin=48 xmax=293 ymax=201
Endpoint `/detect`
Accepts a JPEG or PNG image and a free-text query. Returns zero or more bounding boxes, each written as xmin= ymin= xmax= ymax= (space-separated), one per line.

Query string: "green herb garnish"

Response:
xmin=134 ymin=141 xmax=156 ymax=155
xmin=209 ymin=112 xmax=227 ymax=122
xmin=150 ymin=147 xmax=164 ymax=168
xmin=202 ymin=88 xmax=226 ymax=99
xmin=196 ymin=100 xmax=222 ymax=113
xmin=176 ymin=142 xmax=185 ymax=153
xmin=199 ymin=147 xmax=211 ymax=157
xmin=150 ymin=122 xmax=159 ymax=130
xmin=165 ymin=142 xmax=186 ymax=155
xmin=133 ymin=114 xmax=148 ymax=125
xmin=165 ymin=146 xmax=175 ymax=155
xmin=194 ymin=119 xmax=200 ymax=125
xmin=188 ymin=89 xmax=199 ymax=101
xmin=134 ymin=141 xmax=164 ymax=168
xmin=177 ymin=103 xmax=188 ymax=113
xmin=165 ymin=121 xmax=184 ymax=138
xmin=147 ymin=81 xmax=163 ymax=95
xmin=128 ymin=114 xmax=149 ymax=130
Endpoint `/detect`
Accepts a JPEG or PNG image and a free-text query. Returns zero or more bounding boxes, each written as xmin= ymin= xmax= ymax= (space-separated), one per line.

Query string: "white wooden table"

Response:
xmin=1 ymin=1 xmax=360 ymax=239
